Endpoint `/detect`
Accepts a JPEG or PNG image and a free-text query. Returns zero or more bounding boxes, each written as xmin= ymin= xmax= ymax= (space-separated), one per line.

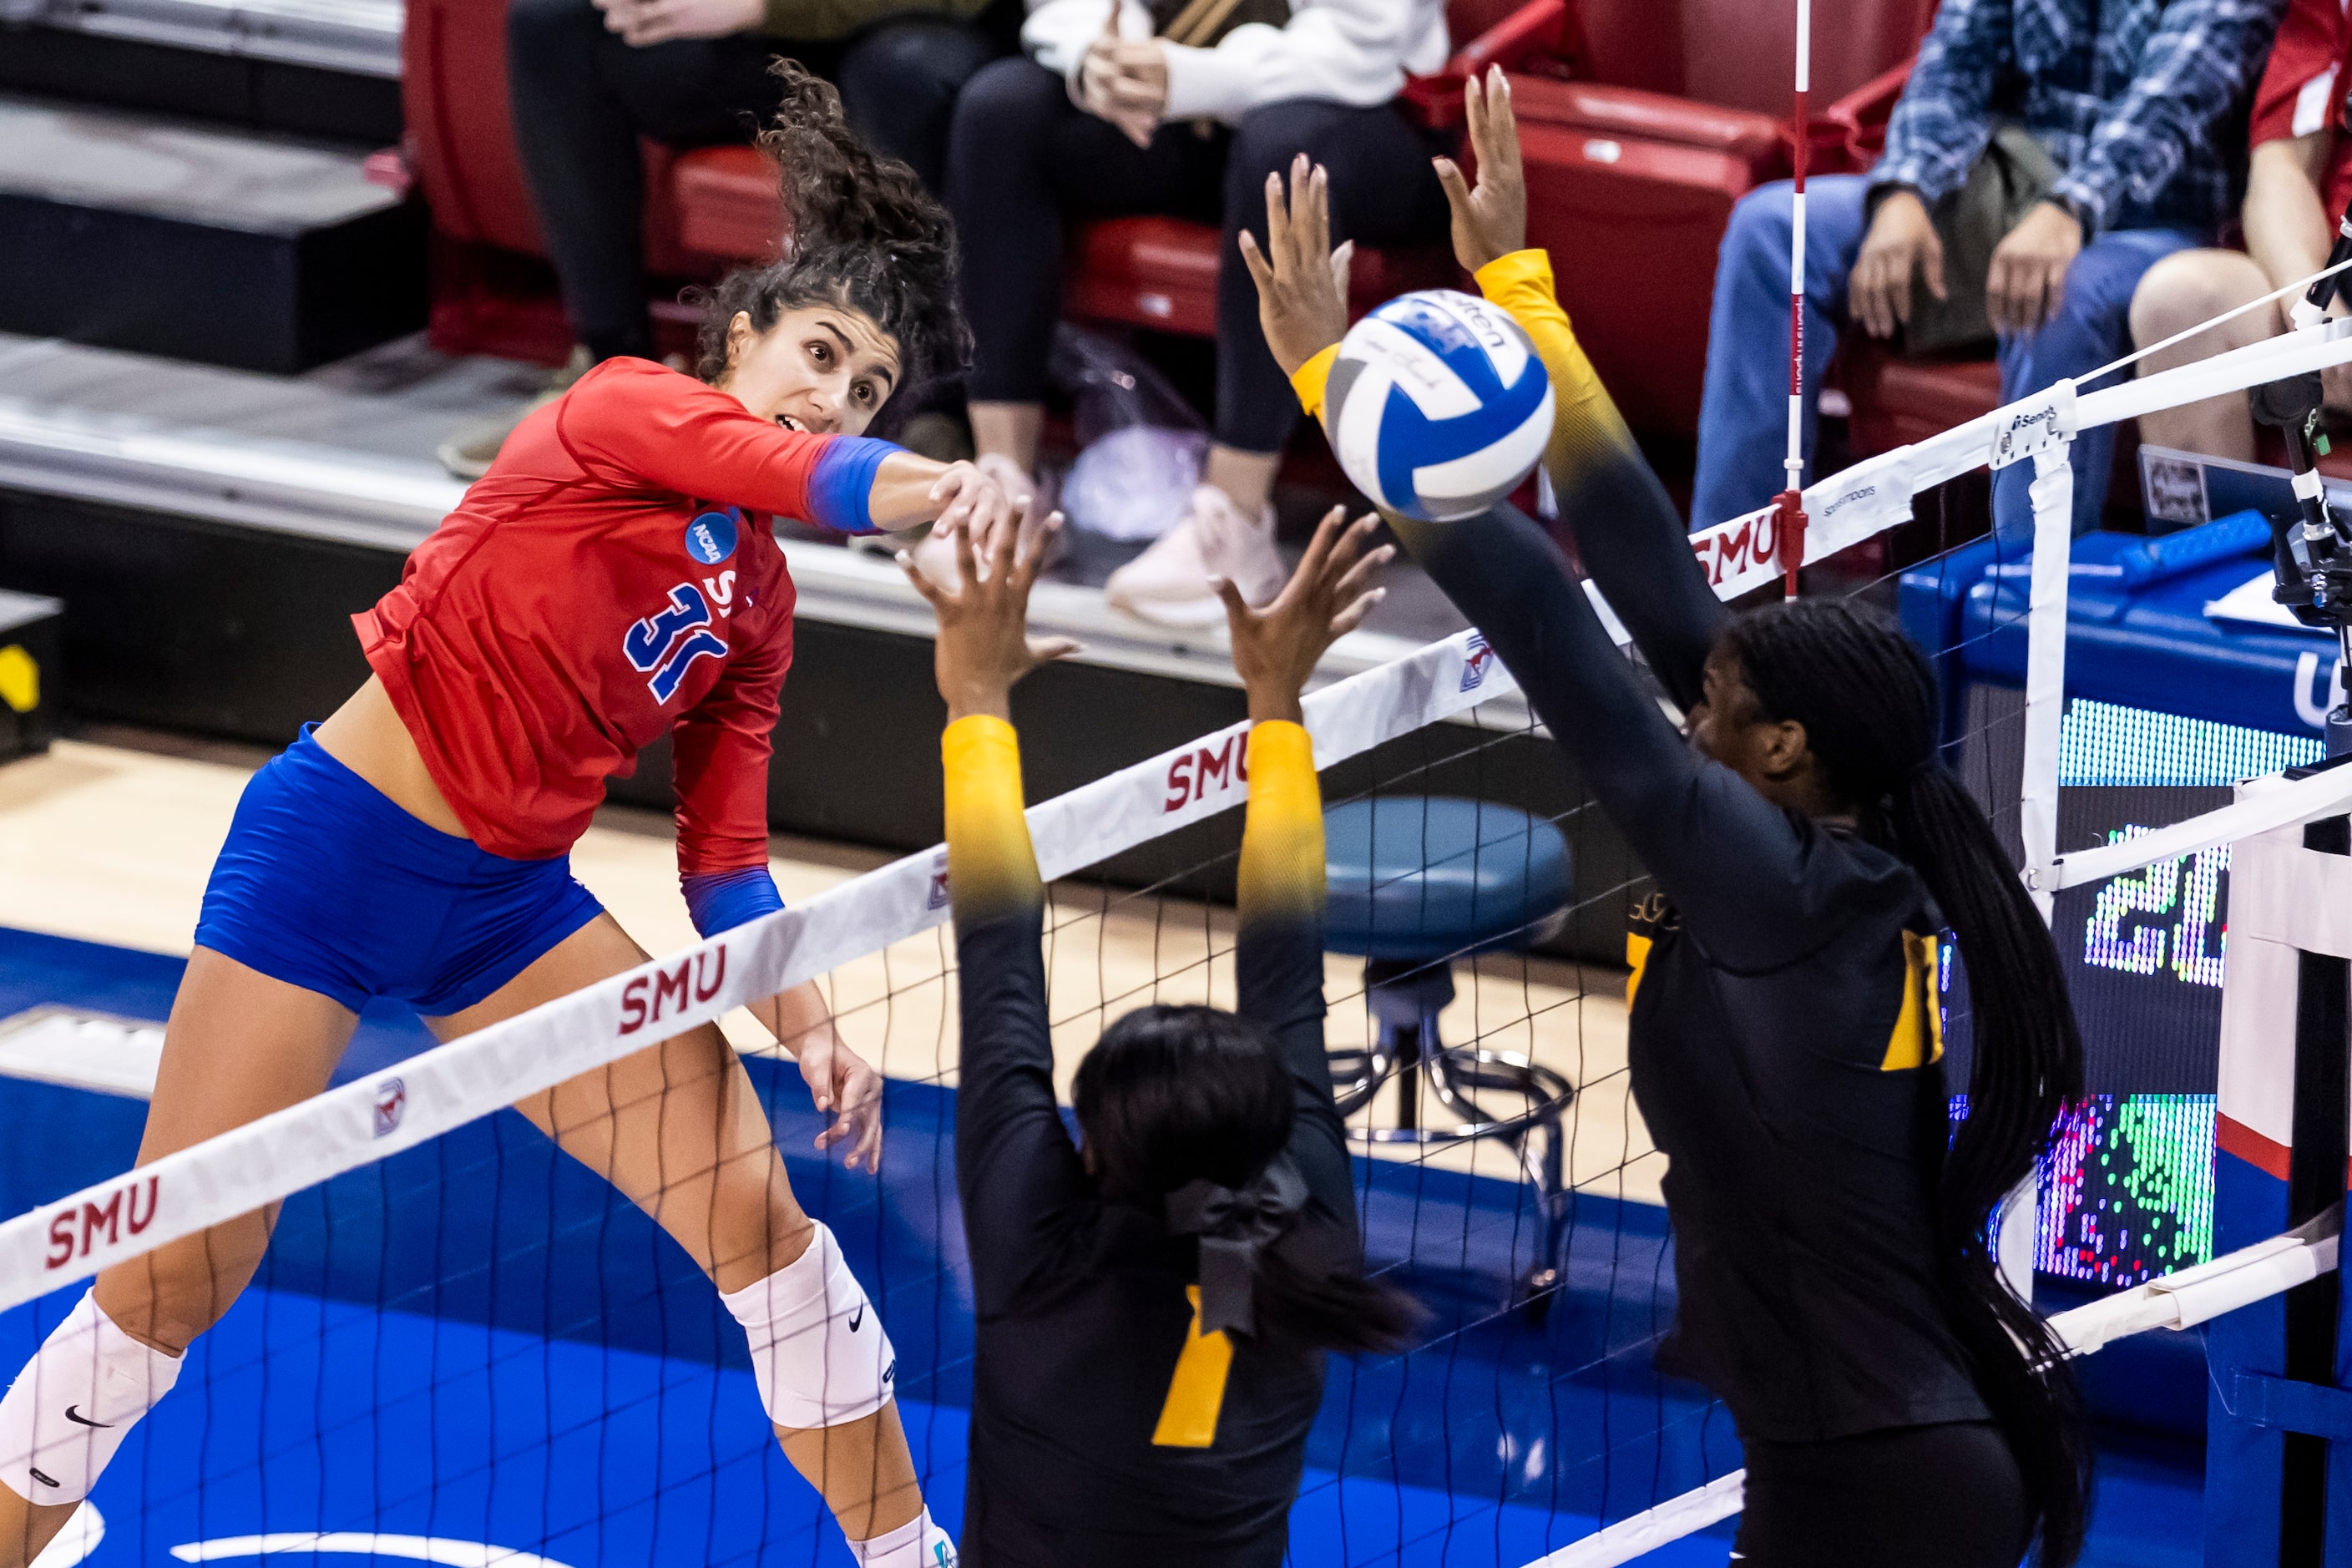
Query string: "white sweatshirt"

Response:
xmin=1022 ymin=0 xmax=1450 ymax=126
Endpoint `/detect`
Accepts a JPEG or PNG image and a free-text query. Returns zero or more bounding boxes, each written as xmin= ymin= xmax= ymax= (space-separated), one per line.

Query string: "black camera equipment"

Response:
xmin=2252 ymin=367 xmax=2352 ymax=756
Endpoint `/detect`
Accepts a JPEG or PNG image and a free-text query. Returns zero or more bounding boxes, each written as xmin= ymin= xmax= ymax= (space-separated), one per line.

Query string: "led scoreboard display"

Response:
xmin=1948 ymin=701 xmax=2320 ymax=1288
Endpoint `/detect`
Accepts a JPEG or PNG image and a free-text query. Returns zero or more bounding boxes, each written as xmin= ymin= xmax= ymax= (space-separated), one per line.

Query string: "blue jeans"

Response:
xmin=1692 ymin=175 xmax=2201 ymax=541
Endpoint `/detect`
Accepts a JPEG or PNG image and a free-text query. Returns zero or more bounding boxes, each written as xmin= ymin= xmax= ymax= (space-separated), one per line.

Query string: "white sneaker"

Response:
xmin=1104 ymin=484 xmax=1285 ymax=627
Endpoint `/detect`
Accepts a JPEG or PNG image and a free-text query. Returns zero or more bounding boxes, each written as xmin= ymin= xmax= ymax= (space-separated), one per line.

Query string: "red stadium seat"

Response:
xmin=403 ymin=0 xmax=746 ymax=362
xmin=1500 ymin=0 xmax=1934 ymax=436
xmin=403 ymin=0 xmax=1553 ymax=366
xmin=1017 ymin=0 xmax=1560 ymax=340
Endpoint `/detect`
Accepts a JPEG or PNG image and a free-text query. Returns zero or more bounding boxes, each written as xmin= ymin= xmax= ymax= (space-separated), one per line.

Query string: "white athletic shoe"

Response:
xmin=1104 ymin=483 xmax=1285 ymax=627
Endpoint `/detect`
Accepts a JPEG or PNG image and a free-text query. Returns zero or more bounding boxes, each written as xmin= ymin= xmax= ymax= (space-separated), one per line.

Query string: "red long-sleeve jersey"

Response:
xmin=357 ymin=358 xmax=841 ymax=873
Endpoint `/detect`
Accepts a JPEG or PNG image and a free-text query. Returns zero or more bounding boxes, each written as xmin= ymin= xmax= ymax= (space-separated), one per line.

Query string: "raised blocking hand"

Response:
xmin=1219 ymin=507 xmax=1391 ymax=723
xmin=1238 ymin=154 xmax=1354 ymax=377
xmin=1432 ymin=66 xmax=1527 ymax=273
xmin=900 ymin=500 xmax=1080 ymax=723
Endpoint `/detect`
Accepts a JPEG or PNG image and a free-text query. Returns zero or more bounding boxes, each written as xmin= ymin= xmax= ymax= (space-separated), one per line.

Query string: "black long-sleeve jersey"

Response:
xmin=943 ymin=715 xmax=1349 ymax=1564
xmin=1300 ymin=251 xmax=1990 ymax=1444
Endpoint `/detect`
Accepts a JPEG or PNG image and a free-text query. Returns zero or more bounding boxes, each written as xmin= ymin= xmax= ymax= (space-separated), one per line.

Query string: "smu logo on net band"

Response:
xmin=620 ymin=945 xmax=731 ymax=1035
xmin=45 ymin=1176 xmax=159 ymax=1271
xmin=1164 ymin=728 xmax=1251 ymax=813
xmin=1689 ymin=509 xmax=1783 ymax=589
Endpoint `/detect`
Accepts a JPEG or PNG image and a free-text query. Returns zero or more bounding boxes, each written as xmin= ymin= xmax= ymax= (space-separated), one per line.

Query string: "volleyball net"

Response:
xmin=12 ymin=312 xmax=2352 ymax=1566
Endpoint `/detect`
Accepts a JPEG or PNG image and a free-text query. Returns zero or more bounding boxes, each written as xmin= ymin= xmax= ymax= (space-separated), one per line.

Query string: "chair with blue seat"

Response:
xmin=1323 ymin=796 xmax=1576 ymax=1305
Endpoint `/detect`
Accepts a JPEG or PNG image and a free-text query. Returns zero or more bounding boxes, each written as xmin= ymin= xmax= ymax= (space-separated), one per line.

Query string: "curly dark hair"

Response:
xmin=688 ymin=62 xmax=972 ymax=405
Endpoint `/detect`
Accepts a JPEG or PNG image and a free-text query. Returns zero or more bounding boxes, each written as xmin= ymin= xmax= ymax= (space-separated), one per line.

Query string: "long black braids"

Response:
xmin=687 ymin=61 xmax=973 ymax=403
xmin=1721 ymin=597 xmax=2092 ymax=1567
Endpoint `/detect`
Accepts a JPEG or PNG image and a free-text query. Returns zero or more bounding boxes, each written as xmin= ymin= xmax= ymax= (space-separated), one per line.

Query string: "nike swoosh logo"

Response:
xmin=28 ymin=1466 xmax=58 ymax=1488
xmin=848 ymin=1302 xmax=865 ymax=1333
xmin=63 ymin=1406 xmax=112 ymax=1429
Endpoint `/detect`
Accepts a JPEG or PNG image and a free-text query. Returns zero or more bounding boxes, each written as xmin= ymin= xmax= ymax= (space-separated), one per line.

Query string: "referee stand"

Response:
xmin=2207 ymin=754 xmax=2352 ymax=1565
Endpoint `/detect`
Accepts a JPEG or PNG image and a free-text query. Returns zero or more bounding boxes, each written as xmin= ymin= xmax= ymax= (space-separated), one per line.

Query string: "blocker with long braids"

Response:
xmin=1258 ymin=106 xmax=2091 ymax=1565
xmin=1724 ymin=600 xmax=2092 ymax=1565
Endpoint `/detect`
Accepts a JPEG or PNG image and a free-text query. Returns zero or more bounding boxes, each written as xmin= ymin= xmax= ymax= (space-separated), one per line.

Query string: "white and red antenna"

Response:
xmin=1774 ymin=0 xmax=1812 ymax=598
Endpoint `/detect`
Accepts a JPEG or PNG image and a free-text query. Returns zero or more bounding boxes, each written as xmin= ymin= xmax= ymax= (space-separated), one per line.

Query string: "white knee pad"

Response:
xmin=721 ymin=1222 xmax=897 ymax=1429
xmin=0 ymin=1292 xmax=181 ymax=1504
xmin=848 ymin=1507 xmax=957 ymax=1567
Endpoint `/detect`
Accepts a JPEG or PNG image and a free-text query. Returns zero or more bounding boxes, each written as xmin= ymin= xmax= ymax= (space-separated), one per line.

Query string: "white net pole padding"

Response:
xmin=2214 ymin=801 xmax=2352 ymax=1183
xmin=2016 ymin=420 xmax=2079 ymax=921
xmin=1520 ymin=1210 xmax=2344 ymax=1568
xmin=1995 ymin=423 xmax=2083 ymax=1308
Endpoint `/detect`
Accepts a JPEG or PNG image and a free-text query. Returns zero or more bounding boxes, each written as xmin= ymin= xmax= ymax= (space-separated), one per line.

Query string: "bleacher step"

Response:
xmin=0 ymin=93 xmax=422 ymax=372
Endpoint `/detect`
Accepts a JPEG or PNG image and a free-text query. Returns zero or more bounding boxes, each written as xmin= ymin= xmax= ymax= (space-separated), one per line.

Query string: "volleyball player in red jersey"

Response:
xmin=0 ymin=70 xmax=976 ymax=1568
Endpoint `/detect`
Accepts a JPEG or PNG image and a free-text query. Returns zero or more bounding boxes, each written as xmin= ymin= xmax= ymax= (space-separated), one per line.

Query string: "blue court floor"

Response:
xmin=0 ymin=927 xmax=2201 ymax=1566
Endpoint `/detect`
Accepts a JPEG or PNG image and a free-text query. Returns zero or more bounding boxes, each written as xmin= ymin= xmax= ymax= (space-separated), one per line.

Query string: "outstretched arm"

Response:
xmin=1430 ymin=73 xmax=1724 ymax=705
xmin=904 ymin=512 xmax=1087 ymax=1314
xmin=1242 ymin=125 xmax=1837 ymax=972
xmin=557 ymin=362 xmax=1014 ymax=543
xmin=1245 ymin=79 xmax=1724 ymax=709
xmin=1219 ymin=508 xmax=1389 ymax=1222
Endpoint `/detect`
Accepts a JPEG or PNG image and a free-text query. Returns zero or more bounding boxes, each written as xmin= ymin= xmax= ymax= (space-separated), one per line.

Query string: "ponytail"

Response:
xmin=1724 ymin=600 xmax=2090 ymax=1566
xmin=1255 ymin=1222 xmax=1424 ymax=1354
xmin=1076 ymin=1004 xmax=1424 ymax=1358
xmin=689 ymin=61 xmax=970 ymax=394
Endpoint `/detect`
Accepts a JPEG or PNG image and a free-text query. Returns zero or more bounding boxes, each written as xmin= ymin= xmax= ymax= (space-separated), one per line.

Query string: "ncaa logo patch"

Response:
xmin=685 ymin=508 xmax=740 ymax=566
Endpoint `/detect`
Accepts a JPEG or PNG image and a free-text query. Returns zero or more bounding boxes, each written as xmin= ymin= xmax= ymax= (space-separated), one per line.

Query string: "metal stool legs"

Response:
xmin=1331 ymin=958 xmax=1576 ymax=1308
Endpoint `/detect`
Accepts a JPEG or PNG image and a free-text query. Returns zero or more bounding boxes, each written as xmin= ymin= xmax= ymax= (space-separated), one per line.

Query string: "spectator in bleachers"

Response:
xmin=943 ymin=0 xmax=1452 ymax=625
xmin=439 ymin=0 xmax=1009 ymax=479
xmin=2120 ymin=0 xmax=2352 ymax=466
xmin=1692 ymin=0 xmax=2286 ymax=542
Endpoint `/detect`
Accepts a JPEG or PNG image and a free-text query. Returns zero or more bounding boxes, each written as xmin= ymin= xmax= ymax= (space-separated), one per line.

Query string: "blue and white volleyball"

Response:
xmin=1327 ymin=290 xmax=1555 ymax=523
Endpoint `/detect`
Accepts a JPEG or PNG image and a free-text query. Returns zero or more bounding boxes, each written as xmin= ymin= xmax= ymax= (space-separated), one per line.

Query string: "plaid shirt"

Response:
xmin=1873 ymin=0 xmax=2289 ymax=236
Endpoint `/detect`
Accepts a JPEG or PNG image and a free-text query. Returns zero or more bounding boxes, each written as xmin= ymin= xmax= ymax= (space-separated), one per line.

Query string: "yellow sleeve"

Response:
xmin=1237 ymin=721 xmax=1324 ymax=926
xmin=943 ymin=715 xmax=1041 ymax=921
xmin=1473 ymin=250 xmax=1610 ymax=419
xmin=1290 ymin=345 xmax=1341 ymax=421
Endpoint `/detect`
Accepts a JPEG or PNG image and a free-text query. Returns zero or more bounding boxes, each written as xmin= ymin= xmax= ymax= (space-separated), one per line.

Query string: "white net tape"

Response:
xmin=13 ymin=292 xmax=2352 ymax=1564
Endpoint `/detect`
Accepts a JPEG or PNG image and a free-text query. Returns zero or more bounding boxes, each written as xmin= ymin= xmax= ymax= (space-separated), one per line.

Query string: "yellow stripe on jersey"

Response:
xmin=1880 ymin=931 xmax=1945 ymax=1071
xmin=943 ymin=714 xmax=1041 ymax=922
xmin=1237 ymin=721 xmax=1323 ymax=928
xmin=1625 ymin=931 xmax=1652 ymax=1008
xmin=1151 ymin=1285 xmax=1235 ymax=1449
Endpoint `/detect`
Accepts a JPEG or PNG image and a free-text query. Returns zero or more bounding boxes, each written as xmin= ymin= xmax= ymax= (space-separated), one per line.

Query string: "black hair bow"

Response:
xmin=1164 ymin=1156 xmax=1309 ymax=1338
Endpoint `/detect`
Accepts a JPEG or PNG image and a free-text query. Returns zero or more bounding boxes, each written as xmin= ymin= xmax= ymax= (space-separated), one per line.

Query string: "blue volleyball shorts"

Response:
xmin=194 ymin=727 xmax=607 ymax=1016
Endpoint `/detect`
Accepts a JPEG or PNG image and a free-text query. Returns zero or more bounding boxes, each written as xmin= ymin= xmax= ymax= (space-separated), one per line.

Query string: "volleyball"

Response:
xmin=1326 ymin=289 xmax=1556 ymax=523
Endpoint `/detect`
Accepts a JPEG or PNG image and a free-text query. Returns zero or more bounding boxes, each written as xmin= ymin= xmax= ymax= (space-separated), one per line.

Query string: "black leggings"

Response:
xmin=943 ymin=56 xmax=1449 ymax=455
xmin=508 ymin=0 xmax=999 ymax=362
xmin=1733 ymin=1421 xmax=2031 ymax=1567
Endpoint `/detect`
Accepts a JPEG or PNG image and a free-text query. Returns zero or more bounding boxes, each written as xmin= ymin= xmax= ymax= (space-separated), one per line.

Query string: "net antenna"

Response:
xmin=1774 ymin=0 xmax=1812 ymax=599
